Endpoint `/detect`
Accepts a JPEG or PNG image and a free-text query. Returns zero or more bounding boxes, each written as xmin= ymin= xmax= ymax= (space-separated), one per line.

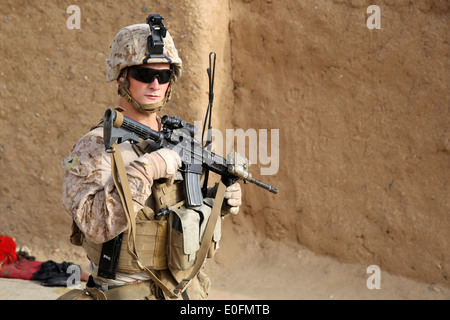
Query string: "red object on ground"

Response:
xmin=0 ymin=235 xmax=17 ymax=265
xmin=0 ymin=260 xmax=43 ymax=280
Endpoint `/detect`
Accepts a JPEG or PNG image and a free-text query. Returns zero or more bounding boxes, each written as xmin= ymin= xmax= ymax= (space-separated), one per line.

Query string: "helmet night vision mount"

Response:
xmin=145 ymin=14 xmax=168 ymax=62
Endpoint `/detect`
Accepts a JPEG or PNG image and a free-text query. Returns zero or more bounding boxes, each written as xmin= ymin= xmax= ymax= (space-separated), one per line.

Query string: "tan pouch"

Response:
xmin=167 ymin=198 xmax=220 ymax=271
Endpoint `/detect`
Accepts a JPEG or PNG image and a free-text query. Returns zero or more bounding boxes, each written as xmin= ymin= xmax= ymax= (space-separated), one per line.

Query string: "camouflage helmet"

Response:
xmin=106 ymin=19 xmax=182 ymax=113
xmin=106 ymin=23 xmax=182 ymax=82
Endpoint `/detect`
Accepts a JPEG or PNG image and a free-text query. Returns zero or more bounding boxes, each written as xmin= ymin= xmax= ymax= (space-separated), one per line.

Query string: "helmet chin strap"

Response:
xmin=117 ymin=68 xmax=173 ymax=114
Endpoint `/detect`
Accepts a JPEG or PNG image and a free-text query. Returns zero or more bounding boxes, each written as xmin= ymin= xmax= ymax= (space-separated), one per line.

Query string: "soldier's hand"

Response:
xmin=131 ymin=148 xmax=181 ymax=188
xmin=222 ymin=182 xmax=242 ymax=216
xmin=155 ymin=148 xmax=182 ymax=184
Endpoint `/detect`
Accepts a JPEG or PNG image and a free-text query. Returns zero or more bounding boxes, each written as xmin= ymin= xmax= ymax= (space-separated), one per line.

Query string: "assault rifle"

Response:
xmin=103 ymin=108 xmax=278 ymax=208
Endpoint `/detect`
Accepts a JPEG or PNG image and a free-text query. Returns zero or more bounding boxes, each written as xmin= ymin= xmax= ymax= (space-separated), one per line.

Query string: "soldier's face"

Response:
xmin=127 ymin=63 xmax=171 ymax=105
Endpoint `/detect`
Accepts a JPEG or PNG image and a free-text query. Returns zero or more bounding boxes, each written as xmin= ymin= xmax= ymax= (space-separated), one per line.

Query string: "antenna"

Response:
xmin=201 ymin=52 xmax=216 ymax=196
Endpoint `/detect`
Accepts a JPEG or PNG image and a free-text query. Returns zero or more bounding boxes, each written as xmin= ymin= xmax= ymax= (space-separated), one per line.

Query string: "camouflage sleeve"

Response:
xmin=61 ymin=128 xmax=166 ymax=244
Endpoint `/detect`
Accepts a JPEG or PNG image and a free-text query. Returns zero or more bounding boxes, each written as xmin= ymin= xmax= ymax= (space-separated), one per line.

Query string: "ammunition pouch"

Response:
xmin=167 ymin=198 xmax=221 ymax=272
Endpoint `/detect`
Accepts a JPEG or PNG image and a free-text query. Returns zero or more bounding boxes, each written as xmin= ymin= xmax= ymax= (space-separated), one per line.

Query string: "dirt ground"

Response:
xmin=0 ymin=0 xmax=449 ymax=301
xmin=1 ymin=225 xmax=449 ymax=300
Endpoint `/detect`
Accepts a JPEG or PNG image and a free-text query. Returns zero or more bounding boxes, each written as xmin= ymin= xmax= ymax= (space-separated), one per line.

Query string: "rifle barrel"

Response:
xmin=249 ymin=177 xmax=279 ymax=194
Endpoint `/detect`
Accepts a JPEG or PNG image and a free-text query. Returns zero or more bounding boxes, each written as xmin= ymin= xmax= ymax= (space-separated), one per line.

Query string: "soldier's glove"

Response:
xmin=132 ymin=148 xmax=181 ymax=185
xmin=222 ymin=182 xmax=242 ymax=216
xmin=155 ymin=149 xmax=182 ymax=185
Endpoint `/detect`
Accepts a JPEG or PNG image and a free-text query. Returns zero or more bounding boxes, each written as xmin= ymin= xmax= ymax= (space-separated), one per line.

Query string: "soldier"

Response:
xmin=59 ymin=16 xmax=242 ymax=300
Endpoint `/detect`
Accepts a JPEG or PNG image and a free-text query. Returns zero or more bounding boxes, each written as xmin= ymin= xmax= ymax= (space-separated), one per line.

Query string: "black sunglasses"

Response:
xmin=128 ymin=67 xmax=174 ymax=84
